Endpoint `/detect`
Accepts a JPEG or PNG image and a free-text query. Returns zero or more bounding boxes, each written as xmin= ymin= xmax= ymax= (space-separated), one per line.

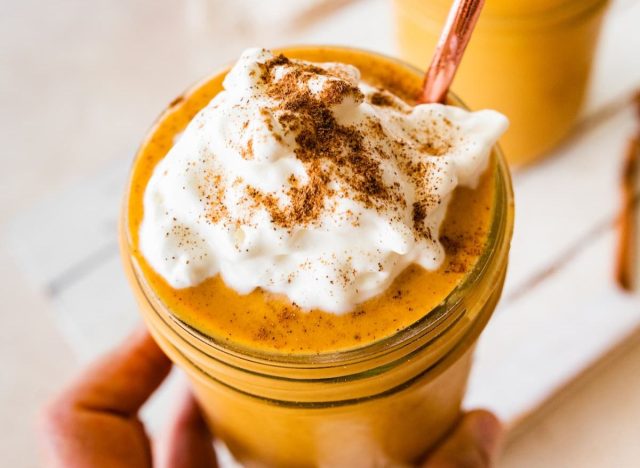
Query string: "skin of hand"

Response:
xmin=38 ymin=329 xmax=503 ymax=468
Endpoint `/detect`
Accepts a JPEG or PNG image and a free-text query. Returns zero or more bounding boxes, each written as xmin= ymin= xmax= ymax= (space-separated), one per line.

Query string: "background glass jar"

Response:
xmin=394 ymin=0 xmax=610 ymax=166
xmin=121 ymin=46 xmax=515 ymax=467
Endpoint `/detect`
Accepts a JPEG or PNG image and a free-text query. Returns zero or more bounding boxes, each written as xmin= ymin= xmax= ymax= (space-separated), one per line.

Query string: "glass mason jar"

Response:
xmin=120 ymin=46 xmax=515 ymax=467
xmin=394 ymin=0 xmax=610 ymax=166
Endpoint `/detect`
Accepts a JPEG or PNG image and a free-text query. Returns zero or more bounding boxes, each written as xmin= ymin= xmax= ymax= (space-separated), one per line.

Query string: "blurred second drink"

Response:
xmin=394 ymin=0 xmax=609 ymax=165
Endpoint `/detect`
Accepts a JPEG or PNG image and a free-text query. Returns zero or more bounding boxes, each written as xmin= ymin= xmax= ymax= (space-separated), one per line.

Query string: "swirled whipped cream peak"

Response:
xmin=139 ymin=48 xmax=508 ymax=314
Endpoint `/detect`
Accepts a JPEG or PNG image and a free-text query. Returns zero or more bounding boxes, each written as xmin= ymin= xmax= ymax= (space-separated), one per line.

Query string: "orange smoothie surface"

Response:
xmin=126 ymin=47 xmax=496 ymax=355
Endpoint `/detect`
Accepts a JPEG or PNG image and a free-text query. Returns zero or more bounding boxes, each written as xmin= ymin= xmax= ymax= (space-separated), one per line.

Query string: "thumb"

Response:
xmin=422 ymin=410 xmax=503 ymax=468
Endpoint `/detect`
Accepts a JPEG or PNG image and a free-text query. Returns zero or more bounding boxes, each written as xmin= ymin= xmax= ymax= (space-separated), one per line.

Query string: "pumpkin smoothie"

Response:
xmin=121 ymin=46 xmax=513 ymax=466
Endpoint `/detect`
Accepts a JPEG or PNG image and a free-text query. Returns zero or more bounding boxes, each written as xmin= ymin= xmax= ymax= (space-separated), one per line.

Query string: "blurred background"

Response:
xmin=2 ymin=0 xmax=640 ymax=466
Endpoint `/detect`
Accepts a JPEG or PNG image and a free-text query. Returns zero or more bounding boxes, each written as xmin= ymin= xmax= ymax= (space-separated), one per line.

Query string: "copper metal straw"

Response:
xmin=419 ymin=0 xmax=485 ymax=104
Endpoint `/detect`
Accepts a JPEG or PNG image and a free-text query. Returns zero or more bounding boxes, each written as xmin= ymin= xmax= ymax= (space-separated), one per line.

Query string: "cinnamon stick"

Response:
xmin=615 ymin=93 xmax=640 ymax=291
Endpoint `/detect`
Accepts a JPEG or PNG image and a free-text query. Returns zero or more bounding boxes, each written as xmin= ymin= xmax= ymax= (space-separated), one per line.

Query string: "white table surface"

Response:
xmin=2 ymin=1 xmax=640 ymax=467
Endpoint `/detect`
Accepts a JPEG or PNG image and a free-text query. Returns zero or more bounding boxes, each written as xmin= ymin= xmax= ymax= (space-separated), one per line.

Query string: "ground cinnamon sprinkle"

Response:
xmin=249 ymin=54 xmax=399 ymax=229
xmin=204 ymin=53 xmax=458 ymax=250
xmin=240 ymin=138 xmax=254 ymax=160
xmin=370 ymin=91 xmax=395 ymax=107
xmin=201 ymin=170 xmax=228 ymax=224
xmin=254 ymin=326 xmax=271 ymax=341
xmin=249 ymin=53 xmax=452 ymax=240
xmin=248 ymin=167 xmax=331 ymax=227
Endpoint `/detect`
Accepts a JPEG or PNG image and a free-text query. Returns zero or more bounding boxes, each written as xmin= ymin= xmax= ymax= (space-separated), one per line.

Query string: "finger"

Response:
xmin=422 ymin=410 xmax=503 ymax=468
xmin=56 ymin=327 xmax=172 ymax=416
xmin=158 ymin=390 xmax=218 ymax=468
xmin=39 ymin=328 xmax=171 ymax=467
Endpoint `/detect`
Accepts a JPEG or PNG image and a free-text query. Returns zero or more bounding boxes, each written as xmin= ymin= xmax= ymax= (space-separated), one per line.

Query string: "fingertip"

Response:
xmin=37 ymin=398 xmax=59 ymax=448
xmin=158 ymin=389 xmax=218 ymax=468
xmin=465 ymin=410 xmax=504 ymax=459
xmin=466 ymin=410 xmax=502 ymax=437
xmin=38 ymin=386 xmax=77 ymax=439
xmin=37 ymin=392 xmax=88 ymax=466
xmin=174 ymin=391 xmax=211 ymax=434
xmin=422 ymin=410 xmax=504 ymax=468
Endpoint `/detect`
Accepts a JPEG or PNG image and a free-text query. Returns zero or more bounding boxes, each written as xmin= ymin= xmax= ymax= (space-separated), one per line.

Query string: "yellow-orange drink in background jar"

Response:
xmin=120 ymin=46 xmax=514 ymax=467
xmin=394 ymin=0 xmax=610 ymax=166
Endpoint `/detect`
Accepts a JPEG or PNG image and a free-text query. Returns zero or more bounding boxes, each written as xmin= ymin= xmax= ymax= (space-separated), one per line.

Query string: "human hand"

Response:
xmin=38 ymin=328 xmax=217 ymax=468
xmin=421 ymin=410 xmax=503 ymax=468
xmin=39 ymin=329 xmax=502 ymax=468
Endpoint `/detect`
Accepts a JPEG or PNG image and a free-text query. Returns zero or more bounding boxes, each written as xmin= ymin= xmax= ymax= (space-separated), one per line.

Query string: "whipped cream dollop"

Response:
xmin=139 ymin=48 xmax=508 ymax=314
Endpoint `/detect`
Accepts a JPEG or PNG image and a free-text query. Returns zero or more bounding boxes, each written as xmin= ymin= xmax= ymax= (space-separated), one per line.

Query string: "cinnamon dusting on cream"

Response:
xmin=217 ymin=53 xmax=455 ymax=240
xmin=138 ymin=48 xmax=508 ymax=313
